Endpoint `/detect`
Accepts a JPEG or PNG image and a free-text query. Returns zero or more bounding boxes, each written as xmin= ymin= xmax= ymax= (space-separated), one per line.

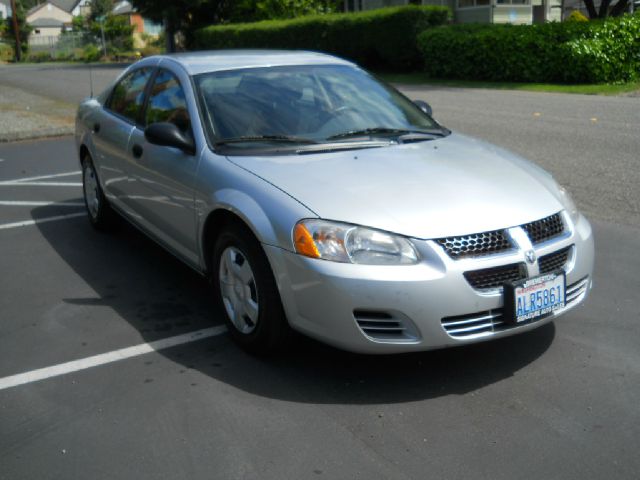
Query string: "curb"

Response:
xmin=0 ymin=126 xmax=74 ymax=143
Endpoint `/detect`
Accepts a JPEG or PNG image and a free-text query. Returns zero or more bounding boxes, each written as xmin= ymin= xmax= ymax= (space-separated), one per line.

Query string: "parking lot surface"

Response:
xmin=0 ymin=136 xmax=639 ymax=479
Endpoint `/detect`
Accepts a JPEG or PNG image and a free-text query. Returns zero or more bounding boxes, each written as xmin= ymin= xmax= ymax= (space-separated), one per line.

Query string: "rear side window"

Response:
xmin=108 ymin=68 xmax=152 ymax=123
xmin=145 ymin=69 xmax=191 ymax=135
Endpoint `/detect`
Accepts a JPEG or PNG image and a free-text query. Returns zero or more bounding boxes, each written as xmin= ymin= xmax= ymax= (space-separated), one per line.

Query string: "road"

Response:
xmin=0 ymin=64 xmax=639 ymax=479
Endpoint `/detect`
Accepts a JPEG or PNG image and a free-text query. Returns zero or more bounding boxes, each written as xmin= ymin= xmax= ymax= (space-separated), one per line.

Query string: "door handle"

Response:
xmin=132 ymin=144 xmax=143 ymax=159
xmin=93 ymin=122 xmax=100 ymax=134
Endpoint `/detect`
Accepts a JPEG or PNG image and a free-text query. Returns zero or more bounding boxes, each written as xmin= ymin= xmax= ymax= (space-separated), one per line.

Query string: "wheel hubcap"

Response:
xmin=218 ymin=247 xmax=259 ymax=334
xmin=83 ymin=164 xmax=100 ymax=219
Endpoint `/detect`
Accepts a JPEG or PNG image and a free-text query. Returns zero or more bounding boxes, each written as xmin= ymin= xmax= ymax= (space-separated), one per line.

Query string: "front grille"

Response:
xmin=435 ymin=229 xmax=512 ymax=260
xmin=523 ymin=213 xmax=564 ymax=244
xmin=539 ymin=246 xmax=572 ymax=274
xmin=464 ymin=263 xmax=526 ymax=290
xmin=436 ymin=212 xmax=566 ymax=260
xmin=353 ymin=310 xmax=419 ymax=342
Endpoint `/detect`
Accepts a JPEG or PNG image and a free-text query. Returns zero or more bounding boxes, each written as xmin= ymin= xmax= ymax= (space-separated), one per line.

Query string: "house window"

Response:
xmin=458 ymin=0 xmax=490 ymax=6
xmin=35 ymin=29 xmax=41 ymax=34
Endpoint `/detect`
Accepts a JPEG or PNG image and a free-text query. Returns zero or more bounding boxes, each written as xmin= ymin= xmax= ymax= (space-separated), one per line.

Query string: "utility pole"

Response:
xmin=10 ymin=0 xmax=21 ymax=62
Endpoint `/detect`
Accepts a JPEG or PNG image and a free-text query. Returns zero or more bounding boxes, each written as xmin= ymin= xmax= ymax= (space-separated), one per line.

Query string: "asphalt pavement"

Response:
xmin=0 ymin=64 xmax=639 ymax=479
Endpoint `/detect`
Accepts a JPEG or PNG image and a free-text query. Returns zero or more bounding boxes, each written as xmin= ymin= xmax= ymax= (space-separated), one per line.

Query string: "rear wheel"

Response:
xmin=212 ymin=223 xmax=291 ymax=354
xmin=82 ymin=154 xmax=114 ymax=231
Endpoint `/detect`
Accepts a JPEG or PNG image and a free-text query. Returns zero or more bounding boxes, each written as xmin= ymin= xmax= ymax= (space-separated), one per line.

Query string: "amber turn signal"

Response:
xmin=294 ymin=223 xmax=320 ymax=258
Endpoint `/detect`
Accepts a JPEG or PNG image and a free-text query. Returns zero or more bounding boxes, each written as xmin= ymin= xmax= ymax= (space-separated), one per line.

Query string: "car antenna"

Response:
xmin=89 ymin=66 xmax=94 ymax=98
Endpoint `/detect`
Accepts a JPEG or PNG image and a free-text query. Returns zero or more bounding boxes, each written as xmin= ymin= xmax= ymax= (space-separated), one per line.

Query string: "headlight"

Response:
xmin=558 ymin=184 xmax=580 ymax=223
xmin=293 ymin=220 xmax=419 ymax=265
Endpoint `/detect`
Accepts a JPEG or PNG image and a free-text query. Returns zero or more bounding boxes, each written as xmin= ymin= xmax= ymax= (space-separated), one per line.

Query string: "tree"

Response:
xmin=89 ymin=0 xmax=114 ymax=21
xmin=130 ymin=0 xmax=229 ymax=51
xmin=582 ymin=0 xmax=630 ymax=18
xmin=130 ymin=0 xmax=341 ymax=51
xmin=1 ymin=0 xmax=32 ymax=60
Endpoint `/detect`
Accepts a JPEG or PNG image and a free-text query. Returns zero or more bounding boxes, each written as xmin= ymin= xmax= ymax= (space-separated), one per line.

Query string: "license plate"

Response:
xmin=505 ymin=271 xmax=566 ymax=324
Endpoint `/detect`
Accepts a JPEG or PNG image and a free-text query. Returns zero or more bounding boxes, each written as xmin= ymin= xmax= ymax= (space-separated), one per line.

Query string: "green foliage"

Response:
xmin=194 ymin=6 xmax=450 ymax=72
xmin=89 ymin=0 xmax=114 ymax=22
xmin=417 ymin=13 xmax=640 ymax=84
xmin=228 ymin=0 xmax=341 ymax=22
xmin=71 ymin=14 xmax=135 ymax=56
xmin=1 ymin=0 xmax=32 ymax=59
xmin=0 ymin=42 xmax=15 ymax=62
xmin=83 ymin=44 xmax=102 ymax=62
xmin=565 ymin=10 xmax=589 ymax=22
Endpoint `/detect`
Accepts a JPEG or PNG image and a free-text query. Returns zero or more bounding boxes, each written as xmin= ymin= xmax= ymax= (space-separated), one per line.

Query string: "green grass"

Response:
xmin=377 ymin=73 xmax=640 ymax=96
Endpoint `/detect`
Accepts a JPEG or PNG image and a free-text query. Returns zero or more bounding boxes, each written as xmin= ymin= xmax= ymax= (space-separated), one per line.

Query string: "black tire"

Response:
xmin=212 ymin=223 xmax=291 ymax=355
xmin=82 ymin=154 xmax=114 ymax=231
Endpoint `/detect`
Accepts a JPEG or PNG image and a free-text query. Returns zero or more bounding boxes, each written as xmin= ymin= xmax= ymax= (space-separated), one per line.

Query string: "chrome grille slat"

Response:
xmin=441 ymin=313 xmax=498 ymax=327
xmin=446 ymin=323 xmax=494 ymax=335
xmin=359 ymin=325 xmax=406 ymax=332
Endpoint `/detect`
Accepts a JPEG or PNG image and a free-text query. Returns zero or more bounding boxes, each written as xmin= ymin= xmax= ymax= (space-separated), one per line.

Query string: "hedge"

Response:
xmin=194 ymin=5 xmax=450 ymax=72
xmin=417 ymin=13 xmax=640 ymax=84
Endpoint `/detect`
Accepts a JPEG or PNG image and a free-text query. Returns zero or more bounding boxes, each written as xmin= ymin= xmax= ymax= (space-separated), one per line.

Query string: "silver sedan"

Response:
xmin=75 ymin=50 xmax=594 ymax=354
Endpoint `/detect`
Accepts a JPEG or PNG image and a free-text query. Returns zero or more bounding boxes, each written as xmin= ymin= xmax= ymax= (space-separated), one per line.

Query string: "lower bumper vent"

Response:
xmin=354 ymin=310 xmax=420 ymax=343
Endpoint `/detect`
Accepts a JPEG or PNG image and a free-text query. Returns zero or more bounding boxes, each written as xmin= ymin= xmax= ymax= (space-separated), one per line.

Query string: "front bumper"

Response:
xmin=264 ymin=213 xmax=594 ymax=354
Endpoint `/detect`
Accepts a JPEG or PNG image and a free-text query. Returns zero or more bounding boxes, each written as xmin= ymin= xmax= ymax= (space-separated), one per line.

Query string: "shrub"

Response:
xmin=24 ymin=51 xmax=52 ymax=63
xmin=82 ymin=44 xmax=102 ymax=62
xmin=417 ymin=13 xmax=640 ymax=83
xmin=194 ymin=5 xmax=450 ymax=72
xmin=565 ymin=10 xmax=589 ymax=22
xmin=0 ymin=42 xmax=14 ymax=62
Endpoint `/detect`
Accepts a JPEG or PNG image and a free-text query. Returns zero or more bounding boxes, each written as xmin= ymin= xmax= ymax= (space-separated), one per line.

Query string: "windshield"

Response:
xmin=195 ymin=64 xmax=445 ymax=150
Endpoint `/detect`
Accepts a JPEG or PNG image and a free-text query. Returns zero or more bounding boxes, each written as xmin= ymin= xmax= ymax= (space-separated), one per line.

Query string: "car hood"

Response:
xmin=228 ymin=133 xmax=565 ymax=239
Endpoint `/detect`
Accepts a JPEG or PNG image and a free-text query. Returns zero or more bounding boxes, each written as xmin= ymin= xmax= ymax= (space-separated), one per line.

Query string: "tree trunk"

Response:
xmin=582 ymin=0 xmax=598 ymax=18
xmin=609 ymin=0 xmax=630 ymax=16
xmin=598 ymin=0 xmax=612 ymax=17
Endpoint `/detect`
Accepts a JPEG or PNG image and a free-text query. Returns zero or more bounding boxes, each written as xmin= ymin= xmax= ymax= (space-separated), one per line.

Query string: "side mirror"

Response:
xmin=145 ymin=122 xmax=196 ymax=156
xmin=413 ymin=100 xmax=433 ymax=117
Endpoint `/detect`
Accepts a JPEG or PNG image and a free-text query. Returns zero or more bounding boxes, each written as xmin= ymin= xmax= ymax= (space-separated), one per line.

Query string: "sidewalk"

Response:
xmin=0 ymin=84 xmax=75 ymax=142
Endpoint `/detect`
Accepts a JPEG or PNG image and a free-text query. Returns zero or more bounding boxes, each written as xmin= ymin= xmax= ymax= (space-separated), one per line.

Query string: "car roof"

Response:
xmin=153 ymin=50 xmax=356 ymax=76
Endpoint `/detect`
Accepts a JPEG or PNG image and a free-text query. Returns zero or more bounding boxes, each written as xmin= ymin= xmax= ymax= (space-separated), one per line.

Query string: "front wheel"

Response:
xmin=212 ymin=224 xmax=291 ymax=354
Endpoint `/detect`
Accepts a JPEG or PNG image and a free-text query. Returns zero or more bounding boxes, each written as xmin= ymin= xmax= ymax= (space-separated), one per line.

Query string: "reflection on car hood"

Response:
xmin=228 ymin=133 xmax=564 ymax=239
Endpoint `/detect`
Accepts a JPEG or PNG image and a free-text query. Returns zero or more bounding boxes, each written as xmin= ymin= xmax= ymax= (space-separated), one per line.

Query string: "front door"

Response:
xmin=126 ymin=68 xmax=200 ymax=266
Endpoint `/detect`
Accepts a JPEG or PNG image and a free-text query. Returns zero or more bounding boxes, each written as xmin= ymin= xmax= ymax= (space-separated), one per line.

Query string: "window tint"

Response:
xmin=145 ymin=69 xmax=191 ymax=134
xmin=108 ymin=68 xmax=152 ymax=123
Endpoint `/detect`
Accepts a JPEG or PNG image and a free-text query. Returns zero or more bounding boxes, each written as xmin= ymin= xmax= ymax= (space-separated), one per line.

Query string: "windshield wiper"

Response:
xmin=215 ymin=135 xmax=318 ymax=146
xmin=326 ymin=127 xmax=444 ymax=141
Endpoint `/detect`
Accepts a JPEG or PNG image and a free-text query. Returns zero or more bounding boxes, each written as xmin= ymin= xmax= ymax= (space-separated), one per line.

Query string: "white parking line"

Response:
xmin=0 ymin=201 xmax=85 ymax=207
xmin=0 ymin=326 xmax=227 ymax=391
xmin=0 ymin=171 xmax=81 ymax=185
xmin=0 ymin=212 xmax=86 ymax=230
xmin=0 ymin=182 xmax=82 ymax=187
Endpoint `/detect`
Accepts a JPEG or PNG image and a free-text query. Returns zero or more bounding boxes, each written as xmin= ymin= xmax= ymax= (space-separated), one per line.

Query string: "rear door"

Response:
xmin=92 ymin=67 xmax=153 ymax=210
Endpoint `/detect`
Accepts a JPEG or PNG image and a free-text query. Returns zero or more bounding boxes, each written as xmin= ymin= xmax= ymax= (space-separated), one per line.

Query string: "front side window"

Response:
xmin=145 ymin=69 xmax=191 ymax=135
xmin=108 ymin=68 xmax=152 ymax=123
